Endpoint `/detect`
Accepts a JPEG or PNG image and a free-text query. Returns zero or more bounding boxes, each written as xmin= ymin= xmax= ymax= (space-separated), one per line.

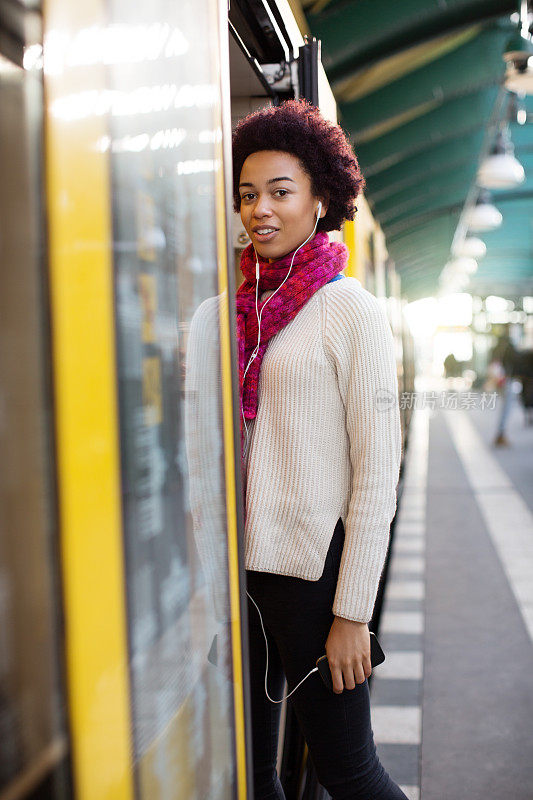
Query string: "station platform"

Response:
xmin=370 ymin=383 xmax=533 ymax=800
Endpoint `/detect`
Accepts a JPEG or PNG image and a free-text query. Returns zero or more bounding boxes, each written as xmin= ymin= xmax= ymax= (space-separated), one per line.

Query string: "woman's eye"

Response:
xmin=240 ymin=189 xmax=288 ymax=201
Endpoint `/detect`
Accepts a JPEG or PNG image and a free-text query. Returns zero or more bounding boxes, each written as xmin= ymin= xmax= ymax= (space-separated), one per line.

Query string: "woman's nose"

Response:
xmin=252 ymin=196 xmax=273 ymax=218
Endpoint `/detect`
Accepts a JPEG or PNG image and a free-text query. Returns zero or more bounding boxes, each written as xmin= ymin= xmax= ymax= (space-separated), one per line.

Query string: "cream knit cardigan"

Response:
xmin=185 ymin=276 xmax=402 ymax=624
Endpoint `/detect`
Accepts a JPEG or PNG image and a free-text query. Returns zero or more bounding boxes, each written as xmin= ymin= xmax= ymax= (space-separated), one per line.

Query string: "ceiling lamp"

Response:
xmin=439 ymin=258 xmax=477 ymax=294
xmin=439 ymin=270 xmax=471 ymax=293
xmin=452 ymin=236 xmax=487 ymax=259
xmin=465 ymin=190 xmax=503 ymax=232
xmin=451 ymin=257 xmax=478 ymax=275
xmin=477 ymin=127 xmax=525 ymax=189
xmin=442 ymin=258 xmax=478 ymax=278
xmin=503 ymin=3 xmax=533 ymax=94
xmin=505 ymin=58 xmax=533 ymax=93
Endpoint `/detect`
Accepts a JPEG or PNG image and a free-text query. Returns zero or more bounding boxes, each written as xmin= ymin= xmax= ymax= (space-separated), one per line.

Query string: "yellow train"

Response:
xmin=0 ymin=0 xmax=414 ymax=798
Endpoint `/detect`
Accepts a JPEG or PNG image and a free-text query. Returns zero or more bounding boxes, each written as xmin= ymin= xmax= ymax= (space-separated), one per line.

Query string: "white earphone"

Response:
xmin=243 ymin=200 xmax=323 ymax=703
xmin=243 ymin=200 xmax=322 ymax=456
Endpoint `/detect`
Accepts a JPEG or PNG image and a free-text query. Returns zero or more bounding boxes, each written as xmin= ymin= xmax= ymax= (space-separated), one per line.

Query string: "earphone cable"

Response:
xmin=246 ymin=589 xmax=318 ymax=703
xmin=241 ymin=204 xmax=322 ymax=457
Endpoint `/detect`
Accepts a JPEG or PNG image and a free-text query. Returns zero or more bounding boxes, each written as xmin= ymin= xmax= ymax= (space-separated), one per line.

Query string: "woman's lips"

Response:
xmin=253 ymin=229 xmax=279 ymax=243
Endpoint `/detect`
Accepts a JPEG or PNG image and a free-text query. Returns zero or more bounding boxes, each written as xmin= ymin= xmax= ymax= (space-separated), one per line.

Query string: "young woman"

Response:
xmin=233 ymin=100 xmax=407 ymax=800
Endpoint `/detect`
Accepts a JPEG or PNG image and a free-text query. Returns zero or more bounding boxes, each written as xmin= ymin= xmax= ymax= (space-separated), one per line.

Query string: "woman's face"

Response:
xmin=239 ymin=150 xmax=327 ymax=261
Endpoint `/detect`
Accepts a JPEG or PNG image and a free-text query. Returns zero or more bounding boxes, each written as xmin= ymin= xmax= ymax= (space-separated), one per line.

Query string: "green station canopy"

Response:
xmin=304 ymin=0 xmax=533 ymax=300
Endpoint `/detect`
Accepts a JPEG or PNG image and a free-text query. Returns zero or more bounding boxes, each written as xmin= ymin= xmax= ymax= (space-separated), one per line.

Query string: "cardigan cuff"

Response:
xmin=332 ymin=578 xmax=379 ymax=625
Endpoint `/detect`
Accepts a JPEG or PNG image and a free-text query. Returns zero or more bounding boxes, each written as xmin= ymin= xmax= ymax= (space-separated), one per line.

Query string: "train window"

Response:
xmin=107 ymin=1 xmax=240 ymax=796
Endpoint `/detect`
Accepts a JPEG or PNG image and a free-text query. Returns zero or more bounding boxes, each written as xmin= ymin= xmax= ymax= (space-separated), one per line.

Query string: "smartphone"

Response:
xmin=316 ymin=631 xmax=385 ymax=692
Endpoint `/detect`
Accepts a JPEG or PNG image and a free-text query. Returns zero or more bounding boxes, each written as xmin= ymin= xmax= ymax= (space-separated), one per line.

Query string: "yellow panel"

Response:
xmin=214 ymin=131 xmax=249 ymax=800
xmin=43 ymin=2 xmax=134 ymax=799
xmin=214 ymin=0 xmax=249 ymax=795
xmin=343 ymin=219 xmax=360 ymax=279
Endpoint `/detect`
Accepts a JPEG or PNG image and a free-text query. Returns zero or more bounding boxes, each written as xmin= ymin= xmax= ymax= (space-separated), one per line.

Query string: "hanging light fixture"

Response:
xmin=477 ymin=126 xmax=525 ymax=189
xmin=452 ymin=236 xmax=487 ymax=259
xmin=503 ymin=1 xmax=533 ymax=93
xmin=504 ymin=48 xmax=533 ymax=95
xmin=516 ymin=92 xmax=528 ymax=124
xmin=508 ymin=88 xmax=529 ymax=124
xmin=451 ymin=258 xmax=478 ymax=275
xmin=439 ymin=269 xmax=471 ymax=293
xmin=439 ymin=257 xmax=478 ymax=294
xmin=464 ymin=190 xmax=503 ymax=232
xmin=442 ymin=258 xmax=478 ymax=278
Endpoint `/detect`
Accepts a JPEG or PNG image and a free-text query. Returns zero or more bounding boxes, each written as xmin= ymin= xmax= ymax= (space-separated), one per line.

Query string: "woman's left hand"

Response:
xmin=325 ymin=616 xmax=372 ymax=693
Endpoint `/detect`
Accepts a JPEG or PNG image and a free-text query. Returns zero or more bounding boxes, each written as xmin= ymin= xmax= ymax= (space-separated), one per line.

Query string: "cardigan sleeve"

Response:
xmin=323 ymin=282 xmax=402 ymax=623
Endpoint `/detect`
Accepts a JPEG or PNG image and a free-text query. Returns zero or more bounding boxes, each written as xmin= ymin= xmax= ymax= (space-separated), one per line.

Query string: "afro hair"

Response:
xmin=232 ymin=99 xmax=365 ymax=233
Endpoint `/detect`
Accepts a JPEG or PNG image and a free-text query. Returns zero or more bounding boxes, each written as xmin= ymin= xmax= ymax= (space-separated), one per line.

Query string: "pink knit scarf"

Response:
xmin=236 ymin=230 xmax=348 ymax=463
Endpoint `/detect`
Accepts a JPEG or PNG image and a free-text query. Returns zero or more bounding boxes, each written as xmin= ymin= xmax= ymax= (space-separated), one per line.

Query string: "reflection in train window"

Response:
xmin=108 ymin=0 xmax=238 ymax=796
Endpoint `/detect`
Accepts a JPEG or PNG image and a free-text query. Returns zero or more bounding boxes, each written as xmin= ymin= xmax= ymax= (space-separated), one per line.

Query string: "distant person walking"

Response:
xmin=444 ymin=352 xmax=459 ymax=380
xmin=490 ymin=331 xmax=519 ymax=447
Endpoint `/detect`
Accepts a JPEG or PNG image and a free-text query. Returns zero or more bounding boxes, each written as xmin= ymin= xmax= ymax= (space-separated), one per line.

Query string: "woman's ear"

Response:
xmin=318 ymin=194 xmax=329 ymax=218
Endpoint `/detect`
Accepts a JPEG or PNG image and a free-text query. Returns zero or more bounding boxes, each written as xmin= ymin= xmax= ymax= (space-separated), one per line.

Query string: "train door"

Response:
xmin=43 ymin=0 xmax=253 ymax=798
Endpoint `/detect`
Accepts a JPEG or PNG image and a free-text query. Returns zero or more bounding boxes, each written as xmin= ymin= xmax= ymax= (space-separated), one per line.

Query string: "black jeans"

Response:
xmin=245 ymin=517 xmax=408 ymax=800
